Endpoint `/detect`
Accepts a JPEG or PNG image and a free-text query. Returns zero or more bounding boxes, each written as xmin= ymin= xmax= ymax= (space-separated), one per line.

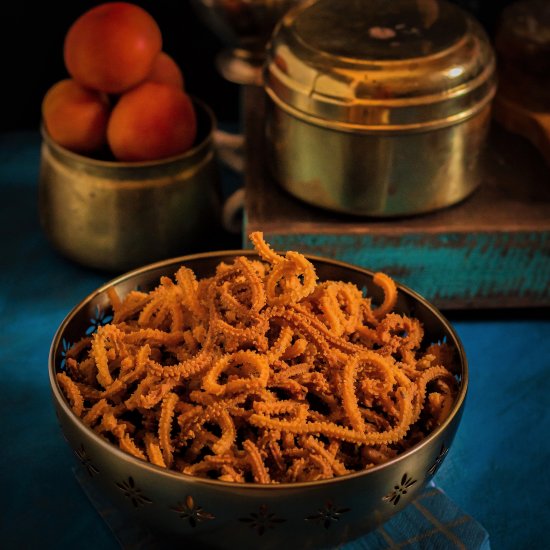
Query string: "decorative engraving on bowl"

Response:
xmin=74 ymin=444 xmax=99 ymax=477
xmin=85 ymin=305 xmax=113 ymax=336
xmin=59 ymin=338 xmax=74 ymax=371
xmin=427 ymin=443 xmax=449 ymax=477
xmin=383 ymin=473 xmax=417 ymax=506
xmin=171 ymin=495 xmax=215 ymax=527
xmin=239 ymin=504 xmax=286 ymax=535
xmin=116 ymin=476 xmax=152 ymax=508
xmin=305 ymin=500 xmax=351 ymax=529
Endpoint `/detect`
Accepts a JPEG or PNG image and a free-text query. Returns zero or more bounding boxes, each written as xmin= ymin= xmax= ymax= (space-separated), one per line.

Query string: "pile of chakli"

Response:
xmin=58 ymin=232 xmax=458 ymax=483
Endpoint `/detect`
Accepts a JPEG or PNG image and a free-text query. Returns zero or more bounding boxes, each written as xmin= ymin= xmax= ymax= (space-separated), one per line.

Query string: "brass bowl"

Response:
xmin=38 ymin=98 xmax=221 ymax=272
xmin=49 ymin=251 xmax=467 ymax=549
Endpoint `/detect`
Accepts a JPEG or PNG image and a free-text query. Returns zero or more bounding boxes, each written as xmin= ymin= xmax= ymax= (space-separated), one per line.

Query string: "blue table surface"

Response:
xmin=1 ymin=131 xmax=549 ymax=549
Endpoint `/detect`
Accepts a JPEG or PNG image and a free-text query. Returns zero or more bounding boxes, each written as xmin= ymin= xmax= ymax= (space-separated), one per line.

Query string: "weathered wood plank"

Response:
xmin=242 ymin=86 xmax=550 ymax=309
xmin=252 ymin=232 xmax=549 ymax=309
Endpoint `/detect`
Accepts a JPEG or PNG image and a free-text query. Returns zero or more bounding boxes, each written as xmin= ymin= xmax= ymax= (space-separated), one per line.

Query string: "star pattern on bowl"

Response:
xmin=305 ymin=500 xmax=351 ymax=529
xmin=427 ymin=443 xmax=449 ymax=477
xmin=59 ymin=338 xmax=73 ymax=370
xmin=85 ymin=305 xmax=113 ymax=336
xmin=74 ymin=444 xmax=99 ymax=477
xmin=383 ymin=473 xmax=417 ymax=506
xmin=171 ymin=495 xmax=215 ymax=527
xmin=239 ymin=504 xmax=286 ymax=535
xmin=116 ymin=476 xmax=152 ymax=508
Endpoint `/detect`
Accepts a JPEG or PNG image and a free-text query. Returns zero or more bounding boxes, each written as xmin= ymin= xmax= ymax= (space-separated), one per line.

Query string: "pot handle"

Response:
xmin=213 ymin=129 xmax=246 ymax=234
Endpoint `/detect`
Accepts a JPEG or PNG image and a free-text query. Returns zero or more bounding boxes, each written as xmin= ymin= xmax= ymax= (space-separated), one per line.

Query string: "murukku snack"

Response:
xmin=57 ymin=232 xmax=458 ymax=483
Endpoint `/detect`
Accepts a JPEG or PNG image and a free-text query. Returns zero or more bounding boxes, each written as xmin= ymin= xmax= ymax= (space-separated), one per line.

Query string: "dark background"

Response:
xmin=2 ymin=0 xmax=516 ymax=132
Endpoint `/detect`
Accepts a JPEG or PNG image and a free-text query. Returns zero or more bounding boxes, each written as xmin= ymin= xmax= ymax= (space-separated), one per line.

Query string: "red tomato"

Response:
xmin=42 ymin=79 xmax=110 ymax=154
xmin=147 ymin=52 xmax=185 ymax=89
xmin=64 ymin=2 xmax=162 ymax=94
xmin=107 ymin=81 xmax=197 ymax=162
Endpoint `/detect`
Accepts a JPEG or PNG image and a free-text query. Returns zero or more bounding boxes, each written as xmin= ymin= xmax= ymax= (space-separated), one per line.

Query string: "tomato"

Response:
xmin=64 ymin=2 xmax=162 ymax=94
xmin=107 ymin=81 xmax=197 ymax=162
xmin=42 ymin=79 xmax=110 ymax=154
xmin=147 ymin=52 xmax=185 ymax=89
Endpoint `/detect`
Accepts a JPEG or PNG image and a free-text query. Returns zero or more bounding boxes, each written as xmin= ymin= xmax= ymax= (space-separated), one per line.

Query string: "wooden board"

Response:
xmin=241 ymin=86 xmax=550 ymax=309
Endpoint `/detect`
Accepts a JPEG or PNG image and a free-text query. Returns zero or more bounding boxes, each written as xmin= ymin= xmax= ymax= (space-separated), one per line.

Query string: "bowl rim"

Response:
xmin=49 ymin=249 xmax=468 ymax=491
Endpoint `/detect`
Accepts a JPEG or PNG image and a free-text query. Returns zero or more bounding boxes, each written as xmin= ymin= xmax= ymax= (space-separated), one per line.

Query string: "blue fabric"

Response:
xmin=0 ymin=131 xmax=549 ymax=549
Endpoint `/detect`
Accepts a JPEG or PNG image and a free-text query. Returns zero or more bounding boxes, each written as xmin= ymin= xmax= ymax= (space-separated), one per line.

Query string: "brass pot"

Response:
xmin=39 ymin=99 xmax=221 ymax=272
xmin=264 ymin=0 xmax=496 ymax=216
xmin=49 ymin=251 xmax=467 ymax=549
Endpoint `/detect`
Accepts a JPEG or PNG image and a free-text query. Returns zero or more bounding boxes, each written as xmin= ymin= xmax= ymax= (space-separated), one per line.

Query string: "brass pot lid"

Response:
xmin=264 ymin=0 xmax=496 ymax=132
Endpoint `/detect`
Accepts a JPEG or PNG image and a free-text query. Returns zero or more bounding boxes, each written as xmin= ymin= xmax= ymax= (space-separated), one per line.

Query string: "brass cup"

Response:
xmin=38 ymin=99 xmax=221 ymax=272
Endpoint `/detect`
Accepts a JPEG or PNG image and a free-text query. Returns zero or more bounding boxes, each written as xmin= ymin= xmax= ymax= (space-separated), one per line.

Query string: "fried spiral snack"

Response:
xmin=58 ymin=232 xmax=458 ymax=483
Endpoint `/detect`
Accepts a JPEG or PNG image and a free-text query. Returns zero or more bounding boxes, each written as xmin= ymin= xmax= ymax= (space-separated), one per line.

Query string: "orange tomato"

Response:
xmin=64 ymin=2 xmax=162 ymax=94
xmin=107 ymin=81 xmax=197 ymax=162
xmin=42 ymin=79 xmax=110 ymax=154
xmin=147 ymin=52 xmax=185 ymax=89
